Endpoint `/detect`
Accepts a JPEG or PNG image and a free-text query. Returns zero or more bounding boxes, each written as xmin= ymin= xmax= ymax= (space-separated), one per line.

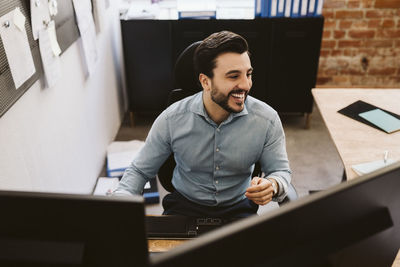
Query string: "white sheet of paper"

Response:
xmin=351 ymin=159 xmax=396 ymax=176
xmin=13 ymin=7 xmax=26 ymax=32
xmin=39 ymin=24 xmax=61 ymax=88
xmin=48 ymin=0 xmax=59 ymax=16
xmin=0 ymin=9 xmax=36 ymax=89
xmin=31 ymin=0 xmax=51 ymax=40
xmin=93 ymin=177 xmax=120 ymax=195
xmin=72 ymin=0 xmax=98 ymax=75
xmin=47 ymin=20 xmax=61 ymax=56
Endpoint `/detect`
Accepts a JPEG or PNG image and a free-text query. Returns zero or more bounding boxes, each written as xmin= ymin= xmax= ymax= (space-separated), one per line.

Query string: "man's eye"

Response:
xmin=228 ymin=76 xmax=238 ymax=79
xmin=247 ymin=73 xmax=252 ymax=77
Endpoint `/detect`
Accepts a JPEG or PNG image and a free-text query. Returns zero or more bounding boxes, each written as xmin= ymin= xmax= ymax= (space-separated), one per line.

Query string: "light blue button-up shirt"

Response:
xmin=115 ymin=92 xmax=291 ymax=206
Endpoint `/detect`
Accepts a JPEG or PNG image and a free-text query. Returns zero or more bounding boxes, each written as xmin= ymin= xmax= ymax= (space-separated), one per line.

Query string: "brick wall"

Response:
xmin=317 ymin=0 xmax=400 ymax=87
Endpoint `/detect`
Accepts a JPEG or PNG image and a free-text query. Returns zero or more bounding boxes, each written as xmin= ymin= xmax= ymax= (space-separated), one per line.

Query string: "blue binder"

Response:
xmin=268 ymin=0 xmax=278 ymax=17
xmin=307 ymin=0 xmax=316 ymax=16
xmin=254 ymin=0 xmax=263 ymax=17
xmin=314 ymin=0 xmax=324 ymax=16
xmin=291 ymin=0 xmax=301 ymax=17
xmin=276 ymin=0 xmax=285 ymax=16
xmin=300 ymin=0 xmax=308 ymax=17
xmin=284 ymin=0 xmax=292 ymax=17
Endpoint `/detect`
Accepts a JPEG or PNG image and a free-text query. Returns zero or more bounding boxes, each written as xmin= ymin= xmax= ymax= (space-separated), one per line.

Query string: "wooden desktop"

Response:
xmin=312 ymin=88 xmax=400 ymax=180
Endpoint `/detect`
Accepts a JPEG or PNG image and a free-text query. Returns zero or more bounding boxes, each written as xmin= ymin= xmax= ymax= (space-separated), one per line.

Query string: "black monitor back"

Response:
xmin=0 ymin=191 xmax=149 ymax=267
xmin=151 ymin=161 xmax=400 ymax=267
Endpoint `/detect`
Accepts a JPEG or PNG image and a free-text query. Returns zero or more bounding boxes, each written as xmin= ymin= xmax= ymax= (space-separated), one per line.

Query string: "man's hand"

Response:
xmin=245 ymin=177 xmax=275 ymax=206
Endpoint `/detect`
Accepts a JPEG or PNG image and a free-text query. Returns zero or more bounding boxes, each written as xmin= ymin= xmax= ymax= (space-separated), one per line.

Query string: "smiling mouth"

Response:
xmin=231 ymin=92 xmax=245 ymax=100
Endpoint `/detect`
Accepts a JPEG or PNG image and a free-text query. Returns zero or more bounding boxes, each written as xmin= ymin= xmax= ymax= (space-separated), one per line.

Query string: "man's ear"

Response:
xmin=199 ymin=73 xmax=211 ymax=91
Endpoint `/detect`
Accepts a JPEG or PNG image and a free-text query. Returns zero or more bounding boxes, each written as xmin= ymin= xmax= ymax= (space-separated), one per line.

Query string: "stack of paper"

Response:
xmin=106 ymin=140 xmax=145 ymax=177
xmin=93 ymin=177 xmax=120 ymax=195
xmin=106 ymin=140 xmax=160 ymax=203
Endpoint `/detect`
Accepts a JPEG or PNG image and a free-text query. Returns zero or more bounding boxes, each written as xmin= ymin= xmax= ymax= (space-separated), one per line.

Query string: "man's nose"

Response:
xmin=239 ymin=75 xmax=252 ymax=91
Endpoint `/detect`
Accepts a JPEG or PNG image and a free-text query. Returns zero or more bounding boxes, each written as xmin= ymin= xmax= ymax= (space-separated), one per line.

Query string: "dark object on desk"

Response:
xmin=338 ymin=100 xmax=400 ymax=133
xmin=152 ymin=161 xmax=400 ymax=267
xmin=0 ymin=191 xmax=148 ymax=267
xmin=146 ymin=216 xmax=237 ymax=239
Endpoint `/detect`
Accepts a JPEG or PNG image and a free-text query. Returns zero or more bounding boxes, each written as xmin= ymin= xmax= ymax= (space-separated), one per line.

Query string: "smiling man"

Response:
xmin=115 ymin=31 xmax=292 ymax=218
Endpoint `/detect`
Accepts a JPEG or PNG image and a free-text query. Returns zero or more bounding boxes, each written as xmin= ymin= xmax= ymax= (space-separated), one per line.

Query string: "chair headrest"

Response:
xmin=173 ymin=41 xmax=202 ymax=93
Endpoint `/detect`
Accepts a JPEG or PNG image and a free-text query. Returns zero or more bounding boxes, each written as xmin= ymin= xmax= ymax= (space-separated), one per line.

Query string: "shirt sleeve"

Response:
xmin=113 ymin=112 xmax=172 ymax=196
xmin=259 ymin=113 xmax=292 ymax=202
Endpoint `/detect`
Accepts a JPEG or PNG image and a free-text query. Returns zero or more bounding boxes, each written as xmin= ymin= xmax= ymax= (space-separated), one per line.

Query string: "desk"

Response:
xmin=393 ymin=249 xmax=400 ymax=267
xmin=312 ymin=88 xmax=400 ymax=180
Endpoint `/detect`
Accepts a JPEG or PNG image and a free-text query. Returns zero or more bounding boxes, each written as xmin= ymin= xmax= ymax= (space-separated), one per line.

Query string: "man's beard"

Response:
xmin=210 ymin=86 xmax=248 ymax=113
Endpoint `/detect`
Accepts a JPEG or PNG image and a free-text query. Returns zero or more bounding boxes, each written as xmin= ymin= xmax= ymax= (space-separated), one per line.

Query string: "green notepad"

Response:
xmin=359 ymin=109 xmax=400 ymax=133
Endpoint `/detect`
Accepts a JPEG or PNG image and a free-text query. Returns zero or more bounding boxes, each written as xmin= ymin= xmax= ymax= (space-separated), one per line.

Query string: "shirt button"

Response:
xmin=216 ymin=166 xmax=220 ymax=170
xmin=216 ymin=148 xmax=220 ymax=152
xmin=215 ymin=180 xmax=219 ymax=184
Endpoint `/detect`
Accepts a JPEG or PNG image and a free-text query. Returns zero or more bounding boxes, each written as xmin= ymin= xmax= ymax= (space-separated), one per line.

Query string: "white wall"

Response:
xmin=0 ymin=1 xmax=126 ymax=194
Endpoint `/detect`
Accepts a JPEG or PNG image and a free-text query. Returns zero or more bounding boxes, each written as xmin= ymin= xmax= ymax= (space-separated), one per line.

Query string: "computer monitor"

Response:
xmin=151 ymin=161 xmax=400 ymax=267
xmin=0 ymin=191 xmax=149 ymax=267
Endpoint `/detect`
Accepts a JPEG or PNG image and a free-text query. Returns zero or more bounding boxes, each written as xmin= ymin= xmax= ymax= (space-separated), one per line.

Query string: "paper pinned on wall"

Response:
xmin=31 ymin=0 xmax=51 ymax=40
xmin=39 ymin=21 xmax=61 ymax=88
xmin=13 ymin=7 xmax=26 ymax=31
xmin=47 ymin=20 xmax=61 ymax=56
xmin=0 ymin=9 xmax=36 ymax=89
xmin=72 ymin=0 xmax=98 ymax=76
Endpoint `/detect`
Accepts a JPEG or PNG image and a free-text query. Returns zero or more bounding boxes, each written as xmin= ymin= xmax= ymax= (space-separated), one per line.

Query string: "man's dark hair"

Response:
xmin=193 ymin=31 xmax=249 ymax=79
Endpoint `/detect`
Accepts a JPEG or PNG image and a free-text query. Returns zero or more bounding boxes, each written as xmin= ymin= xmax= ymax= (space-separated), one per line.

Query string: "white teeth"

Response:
xmin=231 ymin=93 xmax=244 ymax=99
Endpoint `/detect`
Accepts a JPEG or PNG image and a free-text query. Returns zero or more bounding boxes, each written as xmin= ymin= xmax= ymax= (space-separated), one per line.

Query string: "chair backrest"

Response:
xmin=157 ymin=41 xmax=298 ymax=203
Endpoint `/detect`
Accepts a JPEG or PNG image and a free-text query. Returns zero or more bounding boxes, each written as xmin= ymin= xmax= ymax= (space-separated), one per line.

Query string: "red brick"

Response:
xmin=343 ymin=49 xmax=357 ymax=56
xmin=320 ymin=50 xmax=330 ymax=57
xmin=377 ymin=29 xmax=400 ymax=38
xmin=368 ymin=19 xmax=381 ymax=28
xmin=322 ymin=10 xmax=334 ymax=18
xmin=365 ymin=40 xmax=393 ymax=48
xmin=323 ymin=30 xmax=332 ymax=38
xmin=382 ymin=19 xmax=395 ymax=28
xmin=332 ymin=76 xmax=351 ymax=85
xmin=348 ymin=30 xmax=375 ymax=38
xmin=331 ymin=49 xmax=342 ymax=56
xmin=341 ymin=68 xmax=364 ymax=75
xmin=339 ymin=40 xmax=363 ymax=48
xmin=336 ymin=10 xmax=364 ymax=19
xmin=348 ymin=0 xmax=361 ymax=8
xmin=324 ymin=0 xmax=346 ymax=8
xmin=324 ymin=19 xmax=337 ymax=29
xmin=322 ymin=40 xmax=337 ymax=48
xmin=366 ymin=10 xmax=396 ymax=18
xmin=352 ymin=20 xmax=369 ymax=28
xmin=339 ymin=20 xmax=353 ymax=29
xmin=375 ymin=0 xmax=400 ymax=8
xmin=316 ymin=76 xmax=333 ymax=85
xmin=396 ymin=41 xmax=400 ymax=47
xmin=325 ymin=68 xmax=340 ymax=75
xmin=368 ymin=67 xmax=397 ymax=75
xmin=334 ymin=30 xmax=346 ymax=38
xmin=358 ymin=48 xmax=377 ymax=57
xmin=361 ymin=0 xmax=375 ymax=8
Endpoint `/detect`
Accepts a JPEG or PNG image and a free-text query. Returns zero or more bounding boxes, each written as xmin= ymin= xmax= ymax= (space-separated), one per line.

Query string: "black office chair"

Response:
xmin=157 ymin=41 xmax=298 ymax=205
